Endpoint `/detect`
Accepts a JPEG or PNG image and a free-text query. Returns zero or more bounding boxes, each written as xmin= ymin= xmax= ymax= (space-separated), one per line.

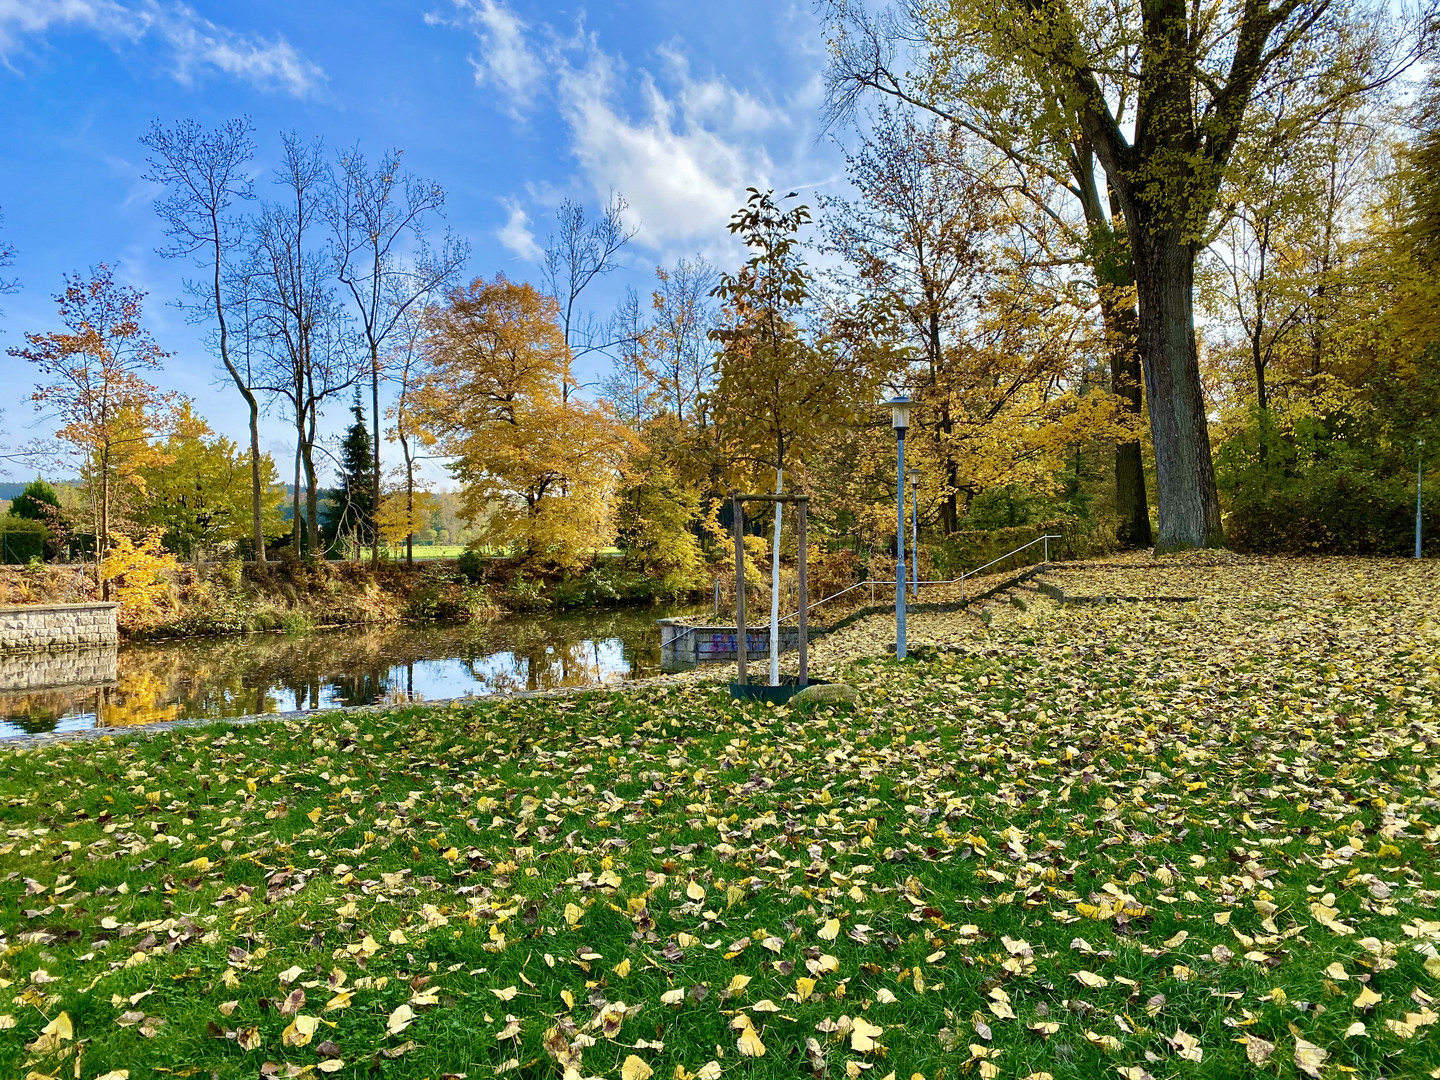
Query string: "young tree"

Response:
xmin=140 ymin=117 xmax=271 ymax=561
xmin=650 ymin=256 xmax=720 ymax=423
xmin=415 ymin=276 xmax=633 ymax=568
xmin=334 ymin=388 xmax=378 ymax=557
xmin=8 ymin=266 xmax=188 ymax=568
xmin=242 ymin=133 xmax=356 ymax=555
xmin=541 ymin=195 xmax=637 ymax=403
xmin=330 ymin=145 xmax=467 ymax=563
xmin=383 ymin=301 xmax=440 ymax=563
xmin=709 ymin=189 xmax=880 ymax=684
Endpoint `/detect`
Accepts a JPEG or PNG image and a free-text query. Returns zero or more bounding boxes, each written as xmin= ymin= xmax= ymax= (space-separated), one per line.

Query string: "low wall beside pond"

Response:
xmin=0 ymin=645 xmax=118 ymax=693
xmin=0 ymin=603 xmax=120 ymax=653
xmin=659 ymin=618 xmax=825 ymax=666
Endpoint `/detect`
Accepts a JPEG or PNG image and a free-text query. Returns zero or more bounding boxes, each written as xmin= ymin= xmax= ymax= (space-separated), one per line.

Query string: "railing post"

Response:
xmin=797 ymin=498 xmax=808 ymax=686
xmin=733 ymin=495 xmax=747 ymax=687
xmin=1043 ymin=536 xmax=1049 ymax=565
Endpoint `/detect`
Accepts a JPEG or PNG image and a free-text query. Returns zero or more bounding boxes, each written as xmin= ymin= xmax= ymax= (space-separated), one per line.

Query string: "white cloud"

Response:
xmin=0 ymin=0 xmax=324 ymax=97
xmin=496 ymin=196 xmax=543 ymax=261
xmin=437 ymin=0 xmax=837 ymax=254
xmin=431 ymin=0 xmax=542 ymax=114
xmin=556 ymin=44 xmax=774 ymax=249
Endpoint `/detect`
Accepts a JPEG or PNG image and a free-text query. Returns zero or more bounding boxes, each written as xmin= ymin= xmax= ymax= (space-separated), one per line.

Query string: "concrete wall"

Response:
xmin=659 ymin=619 xmax=821 ymax=666
xmin=0 ymin=645 xmax=118 ymax=692
xmin=0 ymin=603 xmax=120 ymax=652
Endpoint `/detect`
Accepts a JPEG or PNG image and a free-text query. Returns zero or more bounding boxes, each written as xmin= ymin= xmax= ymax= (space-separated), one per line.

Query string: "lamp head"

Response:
xmin=886 ymin=395 xmax=912 ymax=432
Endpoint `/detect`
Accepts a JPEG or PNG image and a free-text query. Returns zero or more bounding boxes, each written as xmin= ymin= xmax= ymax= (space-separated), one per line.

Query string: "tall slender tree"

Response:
xmin=242 ymin=133 xmax=356 ymax=555
xmin=140 ymin=117 xmax=271 ymax=561
xmin=541 ymin=195 xmax=636 ymax=403
xmin=710 ymin=189 xmax=881 ymax=684
xmin=330 ymin=145 xmax=467 ymax=563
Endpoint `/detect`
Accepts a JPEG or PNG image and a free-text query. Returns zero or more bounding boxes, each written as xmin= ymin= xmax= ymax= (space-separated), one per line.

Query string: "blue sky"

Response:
xmin=0 ymin=0 xmax=845 ymax=484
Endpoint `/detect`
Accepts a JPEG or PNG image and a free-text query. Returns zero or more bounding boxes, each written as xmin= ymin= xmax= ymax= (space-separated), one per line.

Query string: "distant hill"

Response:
xmin=0 ymin=480 xmax=81 ymax=500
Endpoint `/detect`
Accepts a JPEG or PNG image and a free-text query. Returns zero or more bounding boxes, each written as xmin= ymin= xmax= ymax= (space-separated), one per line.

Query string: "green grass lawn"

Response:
xmin=3 ymin=557 xmax=1439 ymax=1079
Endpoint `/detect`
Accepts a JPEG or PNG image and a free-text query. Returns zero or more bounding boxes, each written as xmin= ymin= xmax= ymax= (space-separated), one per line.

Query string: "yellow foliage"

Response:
xmin=99 ymin=531 xmax=179 ymax=627
xmin=376 ymin=489 xmax=441 ymax=547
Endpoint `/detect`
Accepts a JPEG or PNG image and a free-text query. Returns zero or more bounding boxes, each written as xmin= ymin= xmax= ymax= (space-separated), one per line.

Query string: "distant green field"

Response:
xmin=380 ymin=545 xmax=624 ymax=560
xmin=388 ymin=544 xmax=469 ymax=559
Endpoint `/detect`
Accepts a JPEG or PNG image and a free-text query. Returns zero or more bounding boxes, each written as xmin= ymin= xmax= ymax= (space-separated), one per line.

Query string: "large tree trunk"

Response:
xmin=246 ymin=392 xmax=266 ymax=562
xmin=1096 ymin=285 xmax=1152 ymax=549
xmin=1132 ymin=229 xmax=1224 ymax=551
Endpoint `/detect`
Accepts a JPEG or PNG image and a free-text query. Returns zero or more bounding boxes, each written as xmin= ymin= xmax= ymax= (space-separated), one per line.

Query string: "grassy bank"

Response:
xmin=2 ymin=557 xmax=1439 ymax=1078
xmin=0 ymin=556 xmax=701 ymax=641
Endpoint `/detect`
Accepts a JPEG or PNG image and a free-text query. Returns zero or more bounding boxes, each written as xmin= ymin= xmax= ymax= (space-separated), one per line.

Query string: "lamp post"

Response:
xmin=1419 ymin=437 xmax=1426 ymax=560
xmin=887 ymin=396 xmax=911 ymax=660
xmin=906 ymin=467 xmax=921 ymax=596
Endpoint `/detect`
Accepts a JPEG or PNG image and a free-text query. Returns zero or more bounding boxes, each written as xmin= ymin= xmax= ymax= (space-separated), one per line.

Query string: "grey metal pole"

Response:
xmin=896 ymin=431 xmax=906 ymax=661
xmin=1418 ymin=440 xmax=1425 ymax=559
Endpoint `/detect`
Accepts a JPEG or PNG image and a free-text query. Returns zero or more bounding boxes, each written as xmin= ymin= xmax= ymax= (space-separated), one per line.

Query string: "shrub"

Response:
xmin=457 ymin=548 xmax=487 ymax=584
xmin=1217 ymin=408 xmax=1437 ymax=555
xmin=0 ymin=515 xmax=47 ymax=565
xmin=100 ymin=532 xmax=180 ymax=629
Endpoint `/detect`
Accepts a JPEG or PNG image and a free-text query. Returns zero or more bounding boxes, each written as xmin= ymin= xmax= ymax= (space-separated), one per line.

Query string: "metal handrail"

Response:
xmin=662 ymin=532 xmax=1060 ymax=644
xmin=773 ymin=532 xmax=1061 ymax=621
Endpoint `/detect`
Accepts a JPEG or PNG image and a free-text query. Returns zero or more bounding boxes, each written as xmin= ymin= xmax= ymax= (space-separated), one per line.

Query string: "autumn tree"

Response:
xmin=825 ymin=10 xmax=1154 ymax=547
xmin=415 ymin=276 xmax=633 ymax=569
xmin=825 ymin=0 xmax=1422 ymax=550
xmin=136 ymin=405 xmax=286 ymax=558
xmin=820 ymin=110 xmax=997 ymax=534
xmin=330 ymin=145 xmax=467 ymax=563
xmin=8 ymin=266 xmax=190 ymax=565
xmin=382 ymin=301 xmax=441 ymax=563
xmin=141 ymin=117 xmax=273 ymax=561
xmin=709 ymin=189 xmax=881 ymax=683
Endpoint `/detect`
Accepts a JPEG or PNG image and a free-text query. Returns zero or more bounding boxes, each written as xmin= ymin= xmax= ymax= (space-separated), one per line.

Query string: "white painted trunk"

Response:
xmin=770 ymin=469 xmax=783 ymax=686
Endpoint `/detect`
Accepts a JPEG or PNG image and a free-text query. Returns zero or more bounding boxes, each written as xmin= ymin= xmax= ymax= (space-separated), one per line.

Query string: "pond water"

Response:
xmin=0 ymin=605 xmax=704 ymax=738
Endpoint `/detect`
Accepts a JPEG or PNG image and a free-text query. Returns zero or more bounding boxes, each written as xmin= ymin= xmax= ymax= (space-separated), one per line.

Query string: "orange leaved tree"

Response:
xmin=415 ymin=276 xmax=634 ymax=570
xmin=8 ymin=266 xmax=189 ymax=569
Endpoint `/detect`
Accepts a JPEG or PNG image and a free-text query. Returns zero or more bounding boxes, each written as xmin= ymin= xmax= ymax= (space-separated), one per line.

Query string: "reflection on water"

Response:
xmin=0 ymin=606 xmax=701 ymax=737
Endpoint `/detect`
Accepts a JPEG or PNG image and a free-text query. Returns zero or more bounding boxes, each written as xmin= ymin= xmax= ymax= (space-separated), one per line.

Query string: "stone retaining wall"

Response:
xmin=0 ymin=646 xmax=118 ymax=692
xmin=0 ymin=603 xmax=120 ymax=652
